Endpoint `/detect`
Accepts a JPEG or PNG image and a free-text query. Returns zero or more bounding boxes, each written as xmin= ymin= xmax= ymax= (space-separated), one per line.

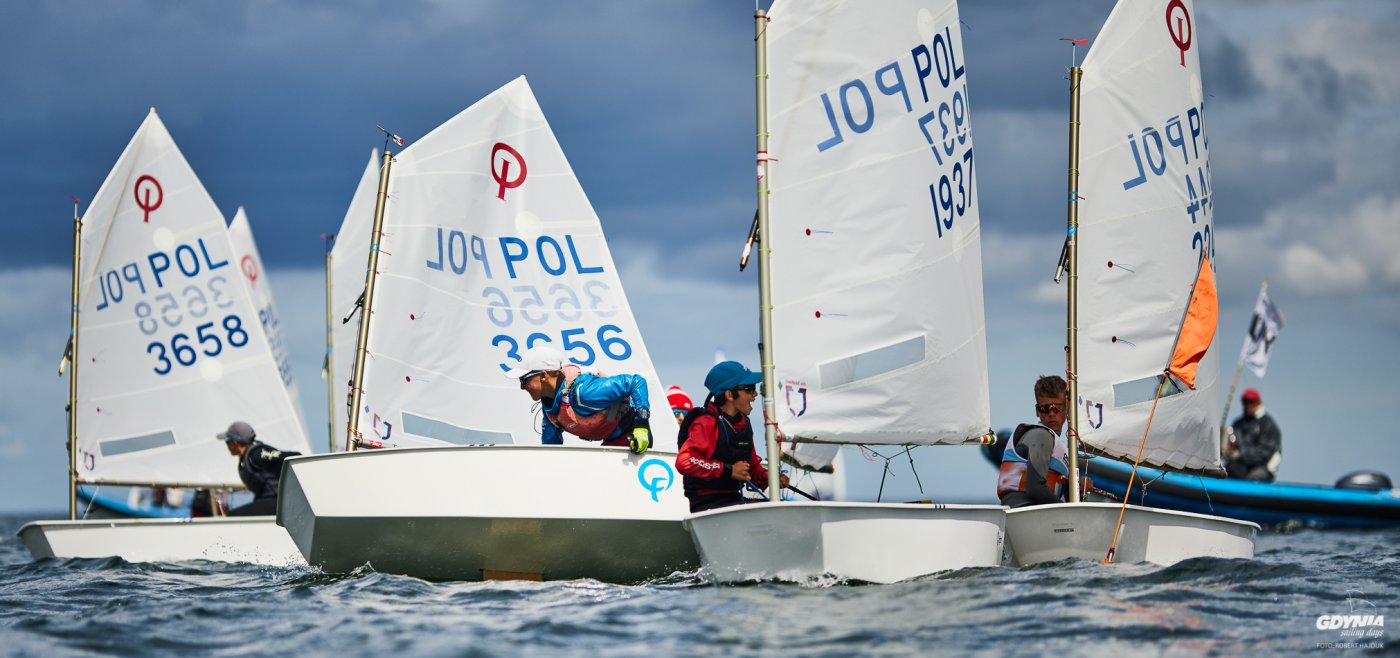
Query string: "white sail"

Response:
xmin=75 ymin=109 xmax=313 ymax=487
xmin=351 ymin=77 xmax=678 ymax=451
xmin=1076 ymin=0 xmax=1221 ymax=470
xmin=328 ymin=149 xmax=380 ymax=451
xmin=766 ymin=0 xmax=990 ymax=456
xmin=226 ymin=206 xmax=310 ymax=443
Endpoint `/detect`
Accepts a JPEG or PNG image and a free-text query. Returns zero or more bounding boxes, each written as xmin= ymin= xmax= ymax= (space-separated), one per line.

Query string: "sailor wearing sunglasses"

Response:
xmin=996 ymin=375 xmax=1073 ymax=508
xmin=674 ymin=361 xmax=789 ymax=513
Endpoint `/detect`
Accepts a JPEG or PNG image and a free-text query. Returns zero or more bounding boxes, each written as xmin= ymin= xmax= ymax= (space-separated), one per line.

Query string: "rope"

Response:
xmin=1196 ymin=472 xmax=1216 ymax=513
xmin=1103 ymin=372 xmax=1170 ymax=563
xmin=81 ymin=486 xmax=99 ymax=520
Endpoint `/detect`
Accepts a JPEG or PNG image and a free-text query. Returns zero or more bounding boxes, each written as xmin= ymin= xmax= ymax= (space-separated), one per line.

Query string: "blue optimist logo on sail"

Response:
xmin=637 ymin=458 xmax=675 ymax=502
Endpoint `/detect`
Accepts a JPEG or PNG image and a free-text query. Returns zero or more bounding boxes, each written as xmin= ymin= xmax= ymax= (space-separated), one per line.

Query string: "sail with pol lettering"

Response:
xmin=346 ymin=77 xmax=676 ymax=451
xmin=1002 ymin=0 xmax=1258 ymax=567
xmin=683 ymin=0 xmax=1006 ymax=585
xmin=74 ymin=111 xmax=311 ymax=486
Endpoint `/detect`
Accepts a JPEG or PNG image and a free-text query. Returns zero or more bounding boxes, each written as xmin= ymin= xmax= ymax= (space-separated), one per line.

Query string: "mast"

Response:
xmin=323 ymin=233 xmax=337 ymax=453
xmin=346 ymin=150 xmax=394 ymax=451
xmin=64 ymin=199 xmax=82 ymax=520
xmin=755 ymin=8 xmax=781 ymax=503
xmin=1065 ymin=64 xmax=1084 ymax=503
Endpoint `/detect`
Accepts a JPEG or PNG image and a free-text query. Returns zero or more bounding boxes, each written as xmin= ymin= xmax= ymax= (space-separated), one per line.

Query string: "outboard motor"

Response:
xmin=1334 ymin=471 xmax=1394 ymax=491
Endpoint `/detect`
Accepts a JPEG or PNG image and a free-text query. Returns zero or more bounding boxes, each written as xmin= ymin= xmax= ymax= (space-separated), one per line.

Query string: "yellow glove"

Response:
xmin=629 ymin=426 xmax=651 ymax=454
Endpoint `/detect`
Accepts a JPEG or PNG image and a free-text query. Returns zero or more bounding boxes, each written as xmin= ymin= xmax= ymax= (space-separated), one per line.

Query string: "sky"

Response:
xmin=1 ymin=0 xmax=1398 ymax=511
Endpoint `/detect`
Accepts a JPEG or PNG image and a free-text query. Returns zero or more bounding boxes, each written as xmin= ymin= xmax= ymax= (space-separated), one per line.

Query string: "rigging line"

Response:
xmin=1196 ymin=472 xmax=1216 ymax=514
xmin=1137 ymin=471 xmax=1166 ymax=506
xmin=1103 ymin=372 xmax=1170 ymax=564
xmin=876 ymin=458 xmax=889 ymax=503
xmin=903 ymin=446 xmax=926 ymax=495
xmin=80 ymin=485 xmax=99 ymax=520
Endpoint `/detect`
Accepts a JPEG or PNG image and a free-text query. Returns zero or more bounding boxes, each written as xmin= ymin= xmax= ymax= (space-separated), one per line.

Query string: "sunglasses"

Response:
xmin=733 ymin=384 xmax=757 ymax=394
xmin=518 ymin=371 xmax=543 ymax=387
xmin=1035 ymin=403 xmax=1065 ymax=414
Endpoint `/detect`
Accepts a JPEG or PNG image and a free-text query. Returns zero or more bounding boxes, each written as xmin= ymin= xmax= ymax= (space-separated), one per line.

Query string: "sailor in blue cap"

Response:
xmin=674 ymin=361 xmax=787 ymax=512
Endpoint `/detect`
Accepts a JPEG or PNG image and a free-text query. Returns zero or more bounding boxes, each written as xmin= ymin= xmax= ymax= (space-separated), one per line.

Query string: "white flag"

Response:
xmin=1240 ymin=286 xmax=1284 ymax=378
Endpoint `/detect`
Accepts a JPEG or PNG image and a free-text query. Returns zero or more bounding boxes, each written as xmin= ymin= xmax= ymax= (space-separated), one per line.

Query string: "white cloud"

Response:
xmin=1217 ymin=193 xmax=1400 ymax=298
xmin=1278 ymin=244 xmax=1367 ymax=294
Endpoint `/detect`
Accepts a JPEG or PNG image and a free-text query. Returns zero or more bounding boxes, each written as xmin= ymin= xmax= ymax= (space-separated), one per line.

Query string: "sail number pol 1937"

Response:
xmin=809 ymin=23 xmax=976 ymax=240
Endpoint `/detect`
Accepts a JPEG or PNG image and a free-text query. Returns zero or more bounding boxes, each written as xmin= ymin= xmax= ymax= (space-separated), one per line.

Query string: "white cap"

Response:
xmin=501 ymin=345 xmax=568 ymax=380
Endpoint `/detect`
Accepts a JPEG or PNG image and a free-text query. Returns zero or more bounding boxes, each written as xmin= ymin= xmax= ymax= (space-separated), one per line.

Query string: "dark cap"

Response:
xmin=703 ymin=361 xmax=762 ymax=396
xmin=1241 ymin=388 xmax=1261 ymax=403
xmin=217 ymin=421 xmax=256 ymax=444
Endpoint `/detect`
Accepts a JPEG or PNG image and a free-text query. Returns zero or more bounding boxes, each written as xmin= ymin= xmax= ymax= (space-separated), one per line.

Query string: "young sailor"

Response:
xmin=675 ymin=361 xmax=788 ymax=513
xmin=504 ymin=345 xmax=654 ymax=454
xmin=218 ymin=421 xmax=301 ymax=516
xmin=997 ymin=375 xmax=1073 ymax=508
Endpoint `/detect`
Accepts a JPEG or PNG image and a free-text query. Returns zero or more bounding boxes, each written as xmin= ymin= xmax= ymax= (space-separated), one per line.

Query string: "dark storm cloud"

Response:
xmin=1198 ymin=21 xmax=1260 ymax=100
xmin=0 ymin=1 xmax=753 ymax=268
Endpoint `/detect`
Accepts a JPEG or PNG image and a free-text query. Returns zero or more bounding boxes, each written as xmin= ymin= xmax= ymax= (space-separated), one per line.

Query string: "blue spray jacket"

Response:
xmin=540 ymin=370 xmax=651 ymax=445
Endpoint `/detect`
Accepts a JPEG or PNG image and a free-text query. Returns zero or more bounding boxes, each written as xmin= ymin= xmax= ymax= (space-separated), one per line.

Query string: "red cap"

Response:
xmin=1241 ymin=388 xmax=1261 ymax=403
xmin=666 ymin=385 xmax=694 ymax=412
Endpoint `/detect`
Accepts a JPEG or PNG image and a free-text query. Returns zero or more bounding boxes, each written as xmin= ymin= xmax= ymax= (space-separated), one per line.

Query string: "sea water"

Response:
xmin=0 ymin=514 xmax=1394 ymax=656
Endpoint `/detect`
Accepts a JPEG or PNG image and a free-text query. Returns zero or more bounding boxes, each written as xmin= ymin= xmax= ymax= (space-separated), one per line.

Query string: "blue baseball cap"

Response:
xmin=704 ymin=361 xmax=762 ymax=396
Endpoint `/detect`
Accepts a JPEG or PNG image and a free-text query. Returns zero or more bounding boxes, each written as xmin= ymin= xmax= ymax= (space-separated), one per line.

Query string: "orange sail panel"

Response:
xmin=1168 ymin=255 xmax=1218 ymax=390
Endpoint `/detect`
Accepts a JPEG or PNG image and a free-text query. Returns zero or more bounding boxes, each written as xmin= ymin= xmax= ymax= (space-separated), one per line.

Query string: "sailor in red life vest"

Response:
xmin=997 ymin=375 xmax=1073 ymax=508
xmin=504 ymin=345 xmax=654 ymax=454
xmin=675 ymin=361 xmax=789 ymax=513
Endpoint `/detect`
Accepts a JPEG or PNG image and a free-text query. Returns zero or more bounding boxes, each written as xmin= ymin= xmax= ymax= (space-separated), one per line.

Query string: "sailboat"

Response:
xmin=70 ymin=206 xmax=306 ymax=520
xmin=1001 ymin=0 xmax=1258 ymax=566
xmin=18 ymin=109 xmax=311 ymax=565
xmin=324 ymin=149 xmax=380 ymax=453
xmin=276 ymin=77 xmax=697 ymax=582
xmin=227 ymin=206 xmax=309 ymax=440
xmin=683 ymin=0 xmax=1006 ymax=584
xmin=1084 ymin=283 xmax=1400 ymax=528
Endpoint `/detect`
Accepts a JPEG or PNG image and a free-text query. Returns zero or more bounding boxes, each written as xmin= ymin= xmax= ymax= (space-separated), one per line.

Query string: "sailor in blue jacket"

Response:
xmin=505 ymin=345 xmax=653 ymax=453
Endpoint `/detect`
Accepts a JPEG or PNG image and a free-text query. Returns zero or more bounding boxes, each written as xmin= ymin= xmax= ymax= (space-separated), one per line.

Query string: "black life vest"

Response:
xmin=238 ymin=442 xmax=298 ymax=499
xmin=678 ymin=406 xmax=754 ymax=496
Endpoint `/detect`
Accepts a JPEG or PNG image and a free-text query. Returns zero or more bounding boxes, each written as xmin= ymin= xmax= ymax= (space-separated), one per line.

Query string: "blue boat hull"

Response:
xmin=1085 ymin=458 xmax=1400 ymax=529
xmin=76 ymin=486 xmax=190 ymax=519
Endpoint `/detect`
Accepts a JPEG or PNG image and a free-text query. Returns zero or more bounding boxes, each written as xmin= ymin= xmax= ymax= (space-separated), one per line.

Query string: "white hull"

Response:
xmin=1004 ymin=502 xmax=1258 ymax=566
xmin=684 ymin=502 xmax=1006 ymax=584
xmin=278 ymin=445 xmax=697 ymax=581
xmin=17 ymin=516 xmax=305 ymax=566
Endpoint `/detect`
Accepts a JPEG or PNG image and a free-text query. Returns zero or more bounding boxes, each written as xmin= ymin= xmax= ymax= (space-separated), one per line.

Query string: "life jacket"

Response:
xmin=678 ymin=405 xmax=753 ymax=496
xmin=238 ymin=442 xmax=297 ymax=499
xmin=996 ymin=423 xmax=1070 ymax=500
xmin=544 ymin=368 xmax=634 ymax=442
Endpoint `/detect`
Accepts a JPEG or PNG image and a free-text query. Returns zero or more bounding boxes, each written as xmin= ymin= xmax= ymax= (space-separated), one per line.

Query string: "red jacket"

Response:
xmin=676 ymin=405 xmax=770 ymax=496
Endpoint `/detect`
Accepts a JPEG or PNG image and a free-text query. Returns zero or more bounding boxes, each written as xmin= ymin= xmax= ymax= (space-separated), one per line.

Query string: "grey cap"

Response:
xmin=217 ymin=421 xmax=256 ymax=444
